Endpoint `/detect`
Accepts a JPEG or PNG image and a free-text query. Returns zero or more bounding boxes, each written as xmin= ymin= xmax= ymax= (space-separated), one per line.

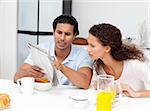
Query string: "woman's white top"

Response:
xmin=95 ymin=59 xmax=150 ymax=91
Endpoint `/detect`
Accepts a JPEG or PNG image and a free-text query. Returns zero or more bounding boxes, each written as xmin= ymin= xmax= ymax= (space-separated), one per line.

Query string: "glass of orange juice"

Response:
xmin=112 ymin=82 xmax=122 ymax=103
xmin=96 ymin=75 xmax=114 ymax=111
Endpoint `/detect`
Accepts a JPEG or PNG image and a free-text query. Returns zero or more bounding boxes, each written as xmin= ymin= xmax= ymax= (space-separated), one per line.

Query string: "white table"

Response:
xmin=0 ymin=79 xmax=150 ymax=111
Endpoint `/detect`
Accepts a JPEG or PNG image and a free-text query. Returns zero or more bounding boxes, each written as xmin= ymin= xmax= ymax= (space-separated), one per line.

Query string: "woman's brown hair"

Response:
xmin=89 ymin=23 xmax=144 ymax=70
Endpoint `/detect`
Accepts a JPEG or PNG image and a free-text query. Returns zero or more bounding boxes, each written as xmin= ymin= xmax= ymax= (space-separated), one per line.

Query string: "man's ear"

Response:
xmin=73 ymin=36 xmax=76 ymax=40
xmin=74 ymin=32 xmax=77 ymax=36
xmin=73 ymin=33 xmax=77 ymax=40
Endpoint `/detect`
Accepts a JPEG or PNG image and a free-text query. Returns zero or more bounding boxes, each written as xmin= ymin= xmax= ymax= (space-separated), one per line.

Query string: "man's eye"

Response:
xmin=57 ymin=31 xmax=62 ymax=34
xmin=65 ymin=33 xmax=71 ymax=36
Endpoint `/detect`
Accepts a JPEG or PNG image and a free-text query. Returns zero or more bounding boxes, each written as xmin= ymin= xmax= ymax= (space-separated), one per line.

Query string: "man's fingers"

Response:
xmin=30 ymin=69 xmax=45 ymax=78
xmin=31 ymin=65 xmax=42 ymax=71
xmin=31 ymin=72 xmax=44 ymax=78
xmin=54 ymin=61 xmax=62 ymax=70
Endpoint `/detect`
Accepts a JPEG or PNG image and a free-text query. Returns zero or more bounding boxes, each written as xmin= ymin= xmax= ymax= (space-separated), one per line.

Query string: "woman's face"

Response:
xmin=87 ymin=33 xmax=110 ymax=61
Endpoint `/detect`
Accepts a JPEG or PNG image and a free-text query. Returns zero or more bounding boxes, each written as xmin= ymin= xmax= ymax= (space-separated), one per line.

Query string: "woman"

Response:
xmin=87 ymin=23 xmax=150 ymax=97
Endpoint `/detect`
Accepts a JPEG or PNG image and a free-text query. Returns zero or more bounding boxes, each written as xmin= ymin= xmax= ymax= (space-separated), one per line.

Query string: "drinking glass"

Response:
xmin=96 ymin=75 xmax=114 ymax=111
xmin=113 ymin=81 xmax=122 ymax=103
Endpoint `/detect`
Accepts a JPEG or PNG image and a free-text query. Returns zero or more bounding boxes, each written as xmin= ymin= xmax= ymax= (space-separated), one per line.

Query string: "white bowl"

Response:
xmin=69 ymin=95 xmax=89 ymax=109
xmin=34 ymin=82 xmax=52 ymax=91
xmin=86 ymin=89 xmax=97 ymax=105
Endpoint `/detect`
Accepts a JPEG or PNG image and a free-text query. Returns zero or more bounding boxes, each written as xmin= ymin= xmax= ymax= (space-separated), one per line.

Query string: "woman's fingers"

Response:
xmin=121 ymin=84 xmax=137 ymax=97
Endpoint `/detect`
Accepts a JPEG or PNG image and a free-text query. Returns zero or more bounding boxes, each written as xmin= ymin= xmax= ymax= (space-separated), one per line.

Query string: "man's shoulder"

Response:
xmin=72 ymin=45 xmax=88 ymax=54
xmin=72 ymin=45 xmax=91 ymax=59
xmin=71 ymin=45 xmax=93 ymax=67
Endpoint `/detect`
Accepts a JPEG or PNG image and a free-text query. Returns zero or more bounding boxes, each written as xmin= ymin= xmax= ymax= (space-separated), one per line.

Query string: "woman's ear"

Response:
xmin=105 ymin=46 xmax=111 ymax=53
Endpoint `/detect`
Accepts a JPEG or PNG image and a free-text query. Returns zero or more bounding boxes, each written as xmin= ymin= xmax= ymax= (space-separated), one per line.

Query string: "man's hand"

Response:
xmin=30 ymin=65 xmax=45 ymax=78
xmin=14 ymin=64 xmax=45 ymax=83
xmin=53 ymin=60 xmax=64 ymax=71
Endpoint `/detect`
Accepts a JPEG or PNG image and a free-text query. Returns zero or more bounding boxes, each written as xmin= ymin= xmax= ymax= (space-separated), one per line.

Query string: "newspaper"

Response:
xmin=27 ymin=43 xmax=59 ymax=86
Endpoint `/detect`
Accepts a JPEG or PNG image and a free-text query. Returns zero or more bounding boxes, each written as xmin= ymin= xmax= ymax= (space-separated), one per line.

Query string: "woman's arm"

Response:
xmin=121 ymin=84 xmax=150 ymax=98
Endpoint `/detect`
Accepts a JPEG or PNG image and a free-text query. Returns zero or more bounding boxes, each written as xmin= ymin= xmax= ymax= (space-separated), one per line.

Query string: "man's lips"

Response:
xmin=58 ymin=41 xmax=66 ymax=47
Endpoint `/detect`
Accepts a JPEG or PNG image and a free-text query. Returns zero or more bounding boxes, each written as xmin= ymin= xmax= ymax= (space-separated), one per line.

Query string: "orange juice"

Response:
xmin=112 ymin=89 xmax=116 ymax=101
xmin=97 ymin=91 xmax=113 ymax=111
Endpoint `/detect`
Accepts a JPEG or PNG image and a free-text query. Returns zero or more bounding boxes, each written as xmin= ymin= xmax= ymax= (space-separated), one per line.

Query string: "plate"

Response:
xmin=0 ymin=105 xmax=11 ymax=111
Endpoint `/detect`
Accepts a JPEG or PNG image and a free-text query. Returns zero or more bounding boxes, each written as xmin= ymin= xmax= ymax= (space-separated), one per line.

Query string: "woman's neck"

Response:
xmin=102 ymin=56 xmax=123 ymax=80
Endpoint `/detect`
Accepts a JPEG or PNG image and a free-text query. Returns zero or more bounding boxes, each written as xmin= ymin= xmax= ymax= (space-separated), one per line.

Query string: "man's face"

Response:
xmin=54 ymin=23 xmax=76 ymax=50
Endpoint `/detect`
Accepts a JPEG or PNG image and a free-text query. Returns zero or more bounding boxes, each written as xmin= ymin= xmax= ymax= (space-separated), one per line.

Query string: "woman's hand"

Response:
xmin=121 ymin=84 xmax=140 ymax=98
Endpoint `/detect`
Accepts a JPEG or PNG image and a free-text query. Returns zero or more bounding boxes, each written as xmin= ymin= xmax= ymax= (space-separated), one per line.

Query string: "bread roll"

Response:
xmin=0 ymin=93 xmax=10 ymax=109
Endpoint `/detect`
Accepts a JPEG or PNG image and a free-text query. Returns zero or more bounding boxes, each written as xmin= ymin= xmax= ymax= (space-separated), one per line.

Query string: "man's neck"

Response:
xmin=55 ymin=47 xmax=71 ymax=62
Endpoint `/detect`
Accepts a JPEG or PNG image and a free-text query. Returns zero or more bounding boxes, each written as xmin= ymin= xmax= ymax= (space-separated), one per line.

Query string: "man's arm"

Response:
xmin=14 ymin=63 xmax=45 ymax=83
xmin=54 ymin=61 xmax=93 ymax=89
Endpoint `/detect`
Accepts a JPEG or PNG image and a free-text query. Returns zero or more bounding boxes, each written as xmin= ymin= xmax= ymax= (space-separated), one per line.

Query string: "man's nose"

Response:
xmin=60 ymin=33 xmax=65 ymax=40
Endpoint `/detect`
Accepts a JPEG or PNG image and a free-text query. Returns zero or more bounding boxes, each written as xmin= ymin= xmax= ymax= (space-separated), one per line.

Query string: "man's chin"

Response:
xmin=57 ymin=46 xmax=66 ymax=50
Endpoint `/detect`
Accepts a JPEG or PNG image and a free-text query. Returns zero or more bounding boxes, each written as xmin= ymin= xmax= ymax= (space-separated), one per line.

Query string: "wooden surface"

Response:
xmin=72 ymin=37 xmax=88 ymax=45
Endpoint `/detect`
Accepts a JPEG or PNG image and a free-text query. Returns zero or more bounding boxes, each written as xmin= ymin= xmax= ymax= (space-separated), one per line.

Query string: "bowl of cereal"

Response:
xmin=34 ymin=78 xmax=52 ymax=91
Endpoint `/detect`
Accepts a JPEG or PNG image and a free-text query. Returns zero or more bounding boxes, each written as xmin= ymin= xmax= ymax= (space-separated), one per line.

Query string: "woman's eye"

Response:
xmin=89 ymin=44 xmax=95 ymax=48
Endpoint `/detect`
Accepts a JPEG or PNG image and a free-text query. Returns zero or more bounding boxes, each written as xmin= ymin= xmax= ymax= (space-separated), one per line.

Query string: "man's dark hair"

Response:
xmin=53 ymin=14 xmax=79 ymax=35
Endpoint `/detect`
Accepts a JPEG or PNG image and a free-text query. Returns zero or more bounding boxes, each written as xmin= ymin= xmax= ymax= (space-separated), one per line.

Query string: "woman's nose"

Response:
xmin=86 ymin=45 xmax=91 ymax=52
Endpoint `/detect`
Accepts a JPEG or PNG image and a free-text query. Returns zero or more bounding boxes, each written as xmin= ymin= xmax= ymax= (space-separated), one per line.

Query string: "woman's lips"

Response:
xmin=89 ymin=54 xmax=93 ymax=57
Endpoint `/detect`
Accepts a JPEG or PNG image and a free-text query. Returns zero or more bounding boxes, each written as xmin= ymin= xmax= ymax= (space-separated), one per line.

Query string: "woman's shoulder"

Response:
xmin=124 ymin=59 xmax=146 ymax=68
xmin=125 ymin=59 xmax=143 ymax=64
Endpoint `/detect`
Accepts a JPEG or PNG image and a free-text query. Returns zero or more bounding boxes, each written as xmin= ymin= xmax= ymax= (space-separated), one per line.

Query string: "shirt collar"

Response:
xmin=49 ymin=42 xmax=76 ymax=64
xmin=62 ymin=44 xmax=76 ymax=64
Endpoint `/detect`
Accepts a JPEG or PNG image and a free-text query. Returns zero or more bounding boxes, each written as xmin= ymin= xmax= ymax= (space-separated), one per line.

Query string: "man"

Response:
xmin=14 ymin=14 xmax=93 ymax=89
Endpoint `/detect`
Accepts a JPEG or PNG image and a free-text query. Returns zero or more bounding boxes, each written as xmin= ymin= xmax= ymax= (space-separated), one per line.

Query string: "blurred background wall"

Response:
xmin=0 ymin=0 xmax=149 ymax=79
xmin=0 ymin=0 xmax=17 ymax=79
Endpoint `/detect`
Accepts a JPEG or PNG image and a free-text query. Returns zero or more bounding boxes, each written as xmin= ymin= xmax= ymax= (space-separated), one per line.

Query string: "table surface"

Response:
xmin=0 ymin=79 xmax=150 ymax=111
